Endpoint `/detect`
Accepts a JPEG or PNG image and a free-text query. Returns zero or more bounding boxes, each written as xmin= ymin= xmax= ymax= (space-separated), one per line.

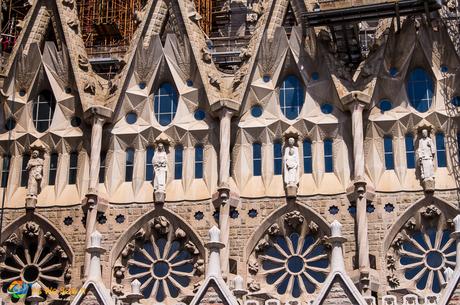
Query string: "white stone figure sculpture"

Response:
xmin=417 ymin=129 xmax=436 ymax=182
xmin=152 ymin=143 xmax=168 ymax=193
xmin=26 ymin=150 xmax=44 ymax=197
xmin=283 ymin=138 xmax=299 ymax=186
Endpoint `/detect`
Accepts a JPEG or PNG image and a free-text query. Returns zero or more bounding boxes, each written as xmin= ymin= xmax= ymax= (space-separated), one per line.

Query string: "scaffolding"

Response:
xmin=1 ymin=0 xmax=31 ymax=54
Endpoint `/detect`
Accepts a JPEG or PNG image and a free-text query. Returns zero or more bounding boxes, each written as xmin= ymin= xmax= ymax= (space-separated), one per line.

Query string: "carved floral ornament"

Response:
xmin=248 ymin=211 xmax=330 ymax=302
xmin=386 ymin=205 xmax=456 ymax=294
xmin=0 ymin=221 xmax=71 ymax=302
xmin=113 ymin=216 xmax=204 ymax=304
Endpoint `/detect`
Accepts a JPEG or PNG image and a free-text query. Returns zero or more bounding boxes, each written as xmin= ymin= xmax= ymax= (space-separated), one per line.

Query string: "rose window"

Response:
xmin=0 ymin=221 xmax=71 ymax=302
xmin=387 ymin=205 xmax=456 ymax=294
xmin=113 ymin=216 xmax=203 ymax=302
xmin=248 ymin=211 xmax=330 ymax=300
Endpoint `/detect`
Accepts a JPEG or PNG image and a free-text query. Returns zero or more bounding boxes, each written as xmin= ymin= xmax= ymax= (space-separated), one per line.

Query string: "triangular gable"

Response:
xmin=438 ymin=268 xmax=460 ymax=305
xmin=313 ymin=271 xmax=367 ymax=305
xmin=70 ymin=280 xmax=115 ymax=305
xmin=190 ymin=277 xmax=239 ymax=305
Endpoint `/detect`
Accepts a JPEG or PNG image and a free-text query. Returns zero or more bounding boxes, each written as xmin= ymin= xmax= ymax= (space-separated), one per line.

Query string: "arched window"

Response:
xmin=21 ymin=154 xmax=30 ymax=187
xmin=195 ymin=145 xmax=204 ymax=179
xmin=99 ymin=152 xmax=106 ymax=183
xmin=406 ymin=68 xmax=434 ymax=112
xmin=33 ymin=90 xmax=56 ymax=132
xmin=324 ymin=139 xmax=333 ymax=173
xmin=48 ymin=153 xmax=58 ymax=185
xmin=274 ymin=142 xmax=282 ymax=175
xmin=384 ymin=136 xmax=394 ymax=170
xmin=154 ymin=83 xmax=178 ymax=126
xmin=145 ymin=147 xmax=155 ymax=181
xmin=303 ymin=139 xmax=312 ymax=173
xmin=175 ymin=145 xmax=183 ymax=179
xmin=279 ymin=75 xmax=304 ymax=119
xmin=125 ymin=148 xmax=135 ymax=182
xmin=68 ymin=152 xmax=78 ymax=184
xmin=405 ymin=134 xmax=415 ymax=169
xmin=436 ymin=133 xmax=446 ymax=167
xmin=253 ymin=143 xmax=262 ymax=176
xmin=1 ymin=155 xmax=10 ymax=188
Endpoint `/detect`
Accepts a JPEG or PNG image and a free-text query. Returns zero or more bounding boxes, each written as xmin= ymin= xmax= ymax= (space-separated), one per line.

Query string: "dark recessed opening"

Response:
xmin=22 ymin=265 xmax=40 ymax=282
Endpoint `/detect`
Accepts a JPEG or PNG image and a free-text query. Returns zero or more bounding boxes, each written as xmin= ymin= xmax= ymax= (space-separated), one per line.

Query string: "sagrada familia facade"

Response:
xmin=0 ymin=0 xmax=460 ymax=304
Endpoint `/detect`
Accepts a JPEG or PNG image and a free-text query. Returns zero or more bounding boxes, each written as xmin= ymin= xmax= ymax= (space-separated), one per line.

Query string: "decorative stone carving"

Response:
xmin=194 ymin=258 xmax=205 ymax=275
xmin=267 ymin=223 xmax=280 ymax=236
xmin=283 ymin=138 xmax=299 ymax=188
xmin=391 ymin=233 xmax=404 ymax=249
xmin=202 ymin=47 xmax=212 ymax=63
xmin=134 ymin=228 xmax=145 ymax=240
xmin=417 ymin=129 xmax=436 ymax=189
xmin=67 ymin=17 xmax=79 ymax=31
xmin=309 ymin=221 xmax=319 ymax=233
xmin=78 ymin=55 xmax=90 ymax=71
xmin=254 ymin=238 xmax=269 ymax=252
xmin=44 ymin=231 xmax=56 ymax=242
xmin=421 ymin=205 xmax=441 ymax=218
xmin=62 ymin=0 xmax=75 ymax=7
xmin=64 ymin=265 xmax=72 ymax=282
xmin=175 ymin=228 xmax=186 ymax=239
xmin=247 ymin=279 xmax=260 ymax=292
xmin=239 ymin=47 xmax=251 ymax=61
xmin=404 ymin=217 xmax=416 ymax=230
xmin=387 ymin=274 xmax=400 ymax=287
xmin=208 ymin=73 xmax=221 ymax=88
xmin=114 ymin=264 xmax=125 ymax=279
xmin=5 ymin=233 xmax=19 ymax=246
xmin=248 ymin=259 xmax=259 ymax=274
xmin=386 ymin=255 xmax=396 ymax=271
xmin=185 ymin=240 xmax=199 ymax=254
xmin=121 ymin=242 xmax=135 ymax=258
xmin=284 ymin=211 xmax=304 ymax=228
xmin=26 ymin=150 xmax=44 ymax=197
xmin=153 ymin=143 xmax=168 ymax=202
xmin=84 ymin=80 xmax=96 ymax=95
xmin=112 ymin=284 xmax=124 ymax=296
xmin=151 ymin=216 xmax=170 ymax=234
xmin=22 ymin=221 xmax=40 ymax=238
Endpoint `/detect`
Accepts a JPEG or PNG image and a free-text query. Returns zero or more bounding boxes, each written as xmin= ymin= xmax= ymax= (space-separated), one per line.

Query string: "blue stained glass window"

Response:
xmin=175 ymin=145 xmax=183 ymax=179
xmin=436 ymin=133 xmax=446 ymax=167
xmin=251 ymin=105 xmax=263 ymax=117
xmin=1 ymin=155 xmax=10 ymax=188
xmin=274 ymin=142 xmax=282 ymax=175
xmin=384 ymin=136 xmax=394 ymax=170
xmin=324 ymin=139 xmax=333 ymax=173
xmin=406 ymin=68 xmax=434 ymax=112
xmin=194 ymin=109 xmax=205 ymax=120
xmin=20 ymin=154 xmax=30 ymax=187
xmin=303 ymin=139 xmax=312 ymax=173
xmin=279 ymin=75 xmax=304 ymax=120
xmin=263 ymin=75 xmax=271 ymax=82
xmin=379 ymin=99 xmax=392 ymax=112
xmin=126 ymin=112 xmax=137 ymax=124
xmin=69 ymin=152 xmax=78 ymax=184
xmin=405 ymin=134 xmax=415 ymax=169
xmin=33 ymin=90 xmax=56 ymax=132
xmin=99 ymin=151 xmax=106 ymax=183
xmin=320 ymin=104 xmax=333 ymax=114
xmin=146 ymin=147 xmax=155 ymax=181
xmin=125 ymin=148 xmax=135 ymax=182
xmin=253 ymin=143 xmax=262 ymax=176
xmin=154 ymin=83 xmax=178 ymax=126
xmin=389 ymin=67 xmax=398 ymax=77
xmin=452 ymin=96 xmax=460 ymax=107
xmin=195 ymin=145 xmax=204 ymax=179
xmin=49 ymin=153 xmax=58 ymax=185
xmin=311 ymin=72 xmax=319 ymax=81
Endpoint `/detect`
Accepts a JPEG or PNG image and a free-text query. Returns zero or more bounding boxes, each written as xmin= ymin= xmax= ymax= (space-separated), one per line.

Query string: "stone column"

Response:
xmin=219 ymin=108 xmax=233 ymax=188
xmin=452 ymin=215 xmax=460 ymax=270
xmin=88 ymin=115 xmax=106 ymax=194
xmin=330 ymin=220 xmax=347 ymax=271
xmin=206 ymin=226 xmax=225 ymax=278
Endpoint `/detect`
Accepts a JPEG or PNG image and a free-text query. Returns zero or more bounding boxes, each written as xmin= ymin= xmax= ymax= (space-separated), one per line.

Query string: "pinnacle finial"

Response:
xmin=90 ymin=230 xmax=102 ymax=248
xmin=209 ymin=226 xmax=221 ymax=243
xmin=330 ymin=220 xmax=342 ymax=237
xmin=453 ymin=215 xmax=460 ymax=232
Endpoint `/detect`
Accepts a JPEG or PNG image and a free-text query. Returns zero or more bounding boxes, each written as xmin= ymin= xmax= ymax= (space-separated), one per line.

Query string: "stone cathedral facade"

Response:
xmin=0 ymin=0 xmax=460 ymax=305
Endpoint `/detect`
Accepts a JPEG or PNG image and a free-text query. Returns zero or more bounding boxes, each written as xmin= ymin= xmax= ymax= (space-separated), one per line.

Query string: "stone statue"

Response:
xmin=26 ymin=150 xmax=44 ymax=197
xmin=417 ymin=129 xmax=436 ymax=182
xmin=283 ymin=138 xmax=299 ymax=186
xmin=152 ymin=143 xmax=168 ymax=193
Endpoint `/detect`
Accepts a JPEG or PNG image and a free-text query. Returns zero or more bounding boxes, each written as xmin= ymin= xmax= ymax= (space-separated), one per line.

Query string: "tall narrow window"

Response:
xmin=48 ymin=153 xmax=58 ymax=185
xmin=406 ymin=68 xmax=433 ymax=113
xmin=175 ymin=145 xmax=183 ymax=179
xmin=125 ymin=148 xmax=135 ymax=182
xmin=21 ymin=154 xmax=30 ymax=187
xmin=68 ymin=152 xmax=78 ymax=184
xmin=384 ymin=136 xmax=394 ymax=170
xmin=146 ymin=147 xmax=155 ymax=181
xmin=436 ymin=133 xmax=446 ymax=167
xmin=195 ymin=145 xmax=204 ymax=179
xmin=279 ymin=75 xmax=304 ymax=119
xmin=324 ymin=139 xmax=333 ymax=173
xmin=457 ymin=133 xmax=460 ymax=159
xmin=1 ymin=155 xmax=11 ymax=188
xmin=405 ymin=134 xmax=415 ymax=169
xmin=99 ymin=152 xmax=106 ymax=183
xmin=274 ymin=142 xmax=282 ymax=175
xmin=154 ymin=83 xmax=178 ymax=126
xmin=33 ymin=90 xmax=56 ymax=132
xmin=253 ymin=143 xmax=262 ymax=176
xmin=303 ymin=139 xmax=312 ymax=173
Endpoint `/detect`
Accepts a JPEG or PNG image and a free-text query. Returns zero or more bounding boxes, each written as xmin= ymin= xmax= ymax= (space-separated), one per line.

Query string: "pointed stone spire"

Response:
xmin=87 ymin=230 xmax=105 ymax=281
xmin=26 ymin=282 xmax=44 ymax=305
xmin=205 ymin=226 xmax=225 ymax=278
xmin=444 ymin=267 xmax=454 ymax=282
xmin=233 ymin=275 xmax=248 ymax=299
xmin=125 ymin=279 xmax=143 ymax=305
xmin=329 ymin=220 xmax=347 ymax=271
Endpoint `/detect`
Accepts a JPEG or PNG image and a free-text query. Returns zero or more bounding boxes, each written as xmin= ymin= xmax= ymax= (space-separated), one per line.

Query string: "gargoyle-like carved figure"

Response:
xmin=387 ymin=205 xmax=456 ymax=294
xmin=0 ymin=221 xmax=71 ymax=302
xmin=113 ymin=215 xmax=203 ymax=302
xmin=248 ymin=211 xmax=329 ymax=301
